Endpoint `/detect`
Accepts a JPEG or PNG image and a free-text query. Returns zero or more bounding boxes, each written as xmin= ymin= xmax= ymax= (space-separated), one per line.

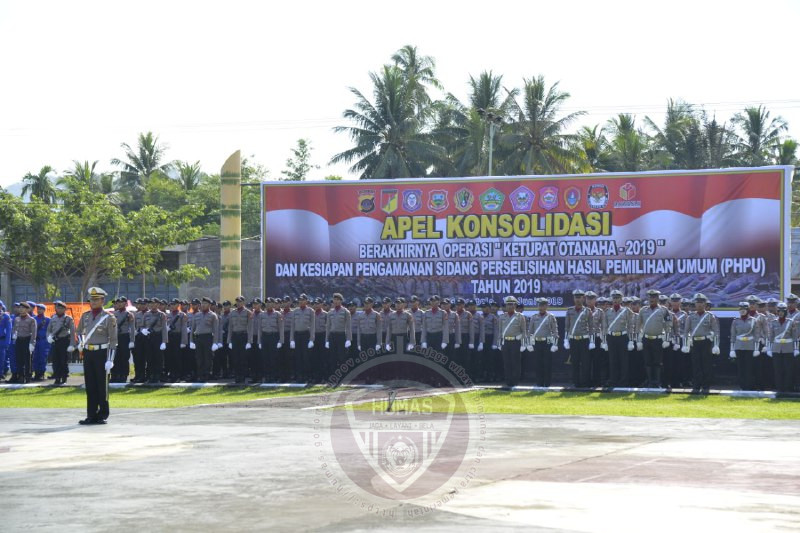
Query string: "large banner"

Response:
xmin=262 ymin=167 xmax=791 ymax=308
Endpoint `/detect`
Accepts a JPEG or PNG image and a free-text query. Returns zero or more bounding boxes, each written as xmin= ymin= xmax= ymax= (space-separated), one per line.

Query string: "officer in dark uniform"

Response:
xmin=77 ymin=287 xmax=117 ymax=424
xmin=111 ymin=298 xmax=135 ymax=383
xmin=290 ymin=294 xmax=315 ymax=382
xmin=495 ymin=296 xmax=527 ymax=389
xmin=132 ymin=298 xmax=148 ymax=383
xmin=46 ymin=300 xmax=76 ymax=385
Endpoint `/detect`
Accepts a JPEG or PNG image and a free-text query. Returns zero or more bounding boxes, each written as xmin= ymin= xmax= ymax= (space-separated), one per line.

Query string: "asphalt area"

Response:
xmin=2 ymin=384 xmax=799 ymax=532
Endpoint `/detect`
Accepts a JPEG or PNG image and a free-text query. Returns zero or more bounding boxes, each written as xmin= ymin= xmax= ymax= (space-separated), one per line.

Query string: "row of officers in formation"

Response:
xmin=0 ymin=290 xmax=798 ymax=393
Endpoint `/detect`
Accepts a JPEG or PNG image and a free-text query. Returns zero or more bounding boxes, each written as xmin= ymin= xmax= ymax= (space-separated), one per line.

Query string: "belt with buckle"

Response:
xmin=504 ymin=336 xmax=518 ymax=341
xmin=737 ymin=336 xmax=752 ymax=341
xmin=534 ymin=337 xmax=549 ymax=342
xmin=645 ymin=335 xmax=660 ymax=340
xmin=570 ymin=335 xmax=587 ymax=340
xmin=86 ymin=343 xmax=109 ymax=351
xmin=776 ymin=339 xmax=792 ymax=344
xmin=693 ymin=336 xmax=709 ymax=341
xmin=610 ymin=331 xmax=627 ymax=336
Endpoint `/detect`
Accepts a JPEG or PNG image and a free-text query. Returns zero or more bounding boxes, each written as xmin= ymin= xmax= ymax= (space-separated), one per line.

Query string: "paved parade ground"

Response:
xmin=2 ymin=387 xmax=800 ymax=532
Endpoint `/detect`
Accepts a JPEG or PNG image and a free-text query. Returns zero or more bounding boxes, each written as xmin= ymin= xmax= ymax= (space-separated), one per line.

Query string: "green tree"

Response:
xmin=605 ymin=114 xmax=652 ymax=172
xmin=324 ymin=175 xmax=343 ymax=180
xmin=174 ymin=160 xmax=204 ymax=191
xmin=281 ymin=139 xmax=318 ymax=181
xmin=731 ymin=105 xmax=788 ymax=166
xmin=331 ymin=65 xmax=442 ymax=179
xmin=111 ymin=131 xmax=173 ymax=211
xmin=645 ymin=99 xmax=696 ymax=169
xmin=21 ymin=165 xmax=58 ymax=204
xmin=391 ymin=44 xmax=441 ymax=115
xmin=187 ymin=174 xmax=221 ymax=236
xmin=144 ymin=174 xmax=188 ymax=213
xmin=574 ymin=125 xmax=611 ymax=172
xmin=500 ymin=75 xmax=585 ymax=174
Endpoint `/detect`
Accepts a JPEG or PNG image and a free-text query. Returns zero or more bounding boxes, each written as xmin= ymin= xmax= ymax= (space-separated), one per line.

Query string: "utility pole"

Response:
xmin=478 ymin=108 xmax=504 ymax=176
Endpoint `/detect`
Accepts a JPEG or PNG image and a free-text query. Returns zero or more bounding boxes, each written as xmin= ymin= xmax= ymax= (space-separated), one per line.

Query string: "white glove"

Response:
xmin=29 ymin=343 xmax=35 ymax=353
xmin=761 ymin=346 xmax=768 ymax=354
xmin=794 ymin=350 xmax=799 ymax=357
xmin=550 ymin=344 xmax=558 ymax=353
xmin=563 ymin=340 xmax=570 ymax=350
xmin=211 ymin=343 xmax=218 ymax=352
xmin=407 ymin=343 xmax=414 ymax=351
xmin=491 ymin=345 xmax=497 ymax=350
xmin=189 ymin=342 xmax=196 ymax=350
xmin=345 ymin=340 xmax=351 ymax=348
xmin=601 ymin=342 xmax=608 ymax=351
xmin=375 ymin=344 xmax=381 ymax=351
xmin=681 ymin=345 xmax=690 ymax=354
xmin=527 ymin=344 xmax=534 ymax=352
xmin=662 ymin=341 xmax=670 ymax=349
xmin=385 ymin=343 xmax=392 ymax=351
xmin=753 ymin=350 xmax=760 ymax=358
xmin=276 ymin=342 xmax=282 ymax=349
xmin=357 ymin=345 xmax=361 ymax=351
xmin=421 ymin=342 xmax=427 ymax=349
xmin=228 ymin=343 xmax=233 ymax=350
xmin=180 ymin=344 xmax=186 ymax=349
xmin=47 ymin=335 xmax=54 ymax=344
xmin=308 ymin=341 xmax=314 ymax=349
xmin=711 ymin=346 xmax=720 ymax=355
xmin=588 ymin=342 xmax=596 ymax=350
xmin=767 ymin=350 xmax=773 ymax=357
xmin=636 ymin=342 xmax=643 ymax=351
xmin=673 ymin=343 xmax=680 ymax=351
xmin=258 ymin=343 xmax=262 ymax=349
xmin=729 ymin=350 xmax=736 ymax=359
xmin=441 ymin=343 xmax=447 ymax=349
xmin=520 ymin=343 xmax=526 ymax=352
xmin=129 ymin=341 xmax=135 ymax=349
xmin=477 ymin=343 xmax=483 ymax=351
xmin=141 ymin=328 xmax=150 ymax=336
xmin=12 ymin=332 xmax=17 ymax=341
xmin=104 ymin=361 xmax=113 ymax=371
xmin=454 ymin=343 xmax=460 ymax=349
xmin=468 ymin=344 xmax=474 ymax=350
xmin=67 ymin=345 xmax=75 ymax=353
xmin=159 ymin=342 xmax=166 ymax=351
xmin=245 ymin=343 xmax=252 ymax=350
xmin=325 ymin=341 xmax=330 ymax=349
xmin=628 ymin=341 xmax=635 ymax=351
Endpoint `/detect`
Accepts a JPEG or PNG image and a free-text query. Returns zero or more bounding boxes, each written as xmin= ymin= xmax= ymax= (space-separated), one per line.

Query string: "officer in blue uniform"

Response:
xmin=6 ymin=303 xmax=19 ymax=382
xmin=33 ymin=303 xmax=51 ymax=381
xmin=0 ymin=301 xmax=11 ymax=380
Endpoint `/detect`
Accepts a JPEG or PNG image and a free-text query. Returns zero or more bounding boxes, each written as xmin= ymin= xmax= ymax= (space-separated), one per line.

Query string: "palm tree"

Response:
xmin=731 ymin=106 xmax=787 ymax=166
xmin=111 ymin=132 xmax=172 ymax=191
xmin=605 ymin=114 xmax=651 ymax=172
xmin=391 ymin=45 xmax=441 ymax=114
xmin=331 ymin=65 xmax=443 ymax=179
xmin=500 ymin=75 xmax=585 ymax=174
xmin=175 ymin=160 xmax=203 ymax=191
xmin=574 ymin=125 xmax=611 ymax=172
xmin=21 ymin=165 xmax=58 ymax=203
xmin=645 ymin=99 xmax=696 ymax=169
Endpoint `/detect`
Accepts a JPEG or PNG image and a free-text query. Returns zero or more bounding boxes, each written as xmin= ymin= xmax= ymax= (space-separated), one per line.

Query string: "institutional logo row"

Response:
xmin=358 ymin=182 xmax=641 ymax=214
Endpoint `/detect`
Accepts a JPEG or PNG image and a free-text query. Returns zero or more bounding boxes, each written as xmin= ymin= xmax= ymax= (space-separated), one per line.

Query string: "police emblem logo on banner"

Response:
xmin=454 ymin=188 xmax=474 ymax=213
xmin=428 ymin=190 xmax=448 ymax=212
xmin=538 ymin=186 xmax=559 ymax=210
xmin=358 ymin=190 xmax=376 ymax=213
xmin=510 ymin=186 xmax=534 ymax=212
xmin=381 ymin=189 xmax=399 ymax=214
xmin=402 ymin=189 xmax=422 ymax=212
xmin=564 ymin=186 xmax=581 ymax=209
xmin=587 ymin=184 xmax=609 ymax=209
xmin=479 ymin=188 xmax=504 ymax=212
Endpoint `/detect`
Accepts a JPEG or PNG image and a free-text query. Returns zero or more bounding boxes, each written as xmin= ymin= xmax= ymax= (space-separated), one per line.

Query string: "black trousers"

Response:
xmin=165 ymin=333 xmax=182 ymax=380
xmin=642 ymin=338 xmax=664 ymax=367
xmin=15 ymin=336 xmax=32 ymax=381
xmin=146 ymin=334 xmax=164 ymax=381
xmin=84 ymin=349 xmax=109 ymax=421
xmin=194 ymin=333 xmax=213 ymax=380
xmin=691 ymin=339 xmax=713 ymax=389
xmin=230 ymin=332 xmax=248 ymax=381
xmin=773 ymin=352 xmax=795 ymax=392
xmin=133 ymin=332 xmax=147 ymax=381
xmin=663 ymin=344 xmax=682 ymax=387
xmin=533 ymin=341 xmax=553 ymax=386
xmin=293 ymin=331 xmax=311 ymax=381
xmin=736 ymin=349 xmax=755 ymax=390
xmin=607 ymin=334 xmax=629 ymax=387
xmin=113 ymin=334 xmax=131 ymax=381
xmin=247 ymin=334 xmax=259 ymax=378
xmin=260 ymin=332 xmax=279 ymax=381
xmin=591 ymin=341 xmax=608 ymax=387
xmin=51 ymin=336 xmax=71 ymax=380
xmin=569 ymin=338 xmax=591 ymax=387
xmin=314 ymin=332 xmax=327 ymax=381
xmin=501 ymin=340 xmax=521 ymax=388
xmin=183 ymin=343 xmax=196 ymax=380
xmin=483 ymin=333 xmax=496 ymax=380
xmin=425 ymin=332 xmax=443 ymax=353
xmin=458 ymin=334 xmax=471 ymax=376
xmin=328 ymin=332 xmax=346 ymax=382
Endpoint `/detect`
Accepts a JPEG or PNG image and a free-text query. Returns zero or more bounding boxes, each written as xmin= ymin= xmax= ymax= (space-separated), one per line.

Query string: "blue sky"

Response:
xmin=0 ymin=0 xmax=798 ymax=186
